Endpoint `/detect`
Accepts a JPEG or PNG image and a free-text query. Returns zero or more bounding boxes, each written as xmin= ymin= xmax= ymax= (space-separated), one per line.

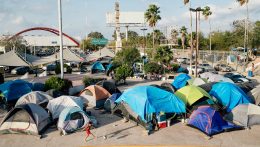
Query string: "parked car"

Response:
xmin=187 ymin=65 xmax=204 ymax=75
xmin=214 ymin=64 xmax=232 ymax=72
xmin=42 ymin=63 xmax=56 ymax=72
xmin=223 ymin=72 xmax=250 ymax=83
xmin=177 ymin=58 xmax=188 ymax=64
xmin=11 ymin=66 xmax=31 ymax=75
xmin=199 ymin=63 xmax=217 ymax=73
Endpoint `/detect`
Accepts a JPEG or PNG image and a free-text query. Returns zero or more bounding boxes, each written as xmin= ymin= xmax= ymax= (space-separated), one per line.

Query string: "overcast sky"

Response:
xmin=0 ymin=0 xmax=259 ymax=40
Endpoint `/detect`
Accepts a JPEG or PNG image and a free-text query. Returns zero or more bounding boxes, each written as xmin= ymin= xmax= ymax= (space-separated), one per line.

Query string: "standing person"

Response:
xmin=85 ymin=122 xmax=96 ymax=142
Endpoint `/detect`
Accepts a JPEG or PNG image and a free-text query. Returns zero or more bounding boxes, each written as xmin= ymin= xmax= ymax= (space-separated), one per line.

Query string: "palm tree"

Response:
xmin=145 ymin=4 xmax=161 ymax=49
xmin=202 ymin=6 xmax=212 ymax=53
xmin=171 ymin=29 xmax=179 ymax=45
xmin=180 ymin=26 xmax=187 ymax=52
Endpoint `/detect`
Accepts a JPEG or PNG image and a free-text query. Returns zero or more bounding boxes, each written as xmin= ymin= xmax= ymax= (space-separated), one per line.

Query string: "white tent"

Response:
xmin=0 ymin=50 xmax=30 ymax=66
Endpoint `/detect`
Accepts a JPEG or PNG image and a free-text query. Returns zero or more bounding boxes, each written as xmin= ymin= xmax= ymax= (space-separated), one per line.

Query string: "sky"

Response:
xmin=0 ymin=0 xmax=260 ymax=40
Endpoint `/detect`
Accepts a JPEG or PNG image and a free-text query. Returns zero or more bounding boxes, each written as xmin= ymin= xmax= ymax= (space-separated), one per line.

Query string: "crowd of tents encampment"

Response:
xmin=0 ymin=73 xmax=260 ymax=138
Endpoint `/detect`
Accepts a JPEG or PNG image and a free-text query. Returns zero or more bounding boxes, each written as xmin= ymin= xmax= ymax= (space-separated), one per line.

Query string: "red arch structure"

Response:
xmin=9 ymin=27 xmax=80 ymax=47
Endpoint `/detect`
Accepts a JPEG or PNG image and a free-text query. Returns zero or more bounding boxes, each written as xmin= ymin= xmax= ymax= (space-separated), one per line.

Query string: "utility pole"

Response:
xmin=189 ymin=2 xmax=193 ymax=76
xmin=58 ymin=0 xmax=64 ymax=79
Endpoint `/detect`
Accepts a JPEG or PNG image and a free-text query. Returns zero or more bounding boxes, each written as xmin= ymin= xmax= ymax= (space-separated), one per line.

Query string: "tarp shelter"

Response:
xmin=48 ymin=48 xmax=84 ymax=62
xmin=188 ymin=106 xmax=240 ymax=136
xmin=0 ymin=50 xmax=30 ymax=66
xmin=160 ymin=82 xmax=175 ymax=93
xmin=47 ymin=96 xmax=84 ymax=120
xmin=237 ymin=82 xmax=256 ymax=93
xmin=224 ymin=104 xmax=260 ymax=127
xmin=15 ymin=91 xmax=53 ymax=107
xmin=0 ymin=103 xmax=50 ymax=136
xmin=198 ymin=82 xmax=217 ymax=93
xmin=104 ymin=93 xmax=122 ymax=112
xmin=175 ymin=85 xmax=214 ymax=107
xmin=172 ymin=73 xmax=191 ymax=90
xmin=91 ymin=61 xmax=105 ymax=74
xmin=199 ymin=72 xmax=214 ymax=80
xmin=0 ymin=80 xmax=32 ymax=104
xmin=209 ymin=82 xmax=253 ymax=112
xmin=115 ymin=86 xmax=186 ymax=122
xmin=247 ymin=86 xmax=260 ymax=105
xmin=96 ymin=80 xmax=121 ymax=94
xmin=58 ymin=107 xmax=90 ymax=135
xmin=79 ymin=85 xmax=111 ymax=108
xmin=187 ymin=78 xmax=207 ymax=86
xmin=208 ymin=74 xmax=234 ymax=83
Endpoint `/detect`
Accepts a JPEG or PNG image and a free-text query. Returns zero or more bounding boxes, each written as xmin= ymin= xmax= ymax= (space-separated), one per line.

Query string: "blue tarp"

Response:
xmin=110 ymin=93 xmax=122 ymax=102
xmin=172 ymin=73 xmax=191 ymax=90
xmin=106 ymin=63 xmax=113 ymax=71
xmin=188 ymin=106 xmax=240 ymax=136
xmin=209 ymin=82 xmax=253 ymax=112
xmin=115 ymin=86 xmax=186 ymax=121
xmin=91 ymin=61 xmax=105 ymax=71
xmin=177 ymin=67 xmax=187 ymax=73
xmin=0 ymin=80 xmax=32 ymax=102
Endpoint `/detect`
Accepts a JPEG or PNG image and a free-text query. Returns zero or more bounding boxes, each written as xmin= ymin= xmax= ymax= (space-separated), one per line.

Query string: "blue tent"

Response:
xmin=104 ymin=93 xmax=122 ymax=111
xmin=209 ymin=82 xmax=253 ymax=112
xmin=91 ymin=61 xmax=105 ymax=71
xmin=0 ymin=80 xmax=32 ymax=103
xmin=115 ymin=86 xmax=186 ymax=121
xmin=188 ymin=106 xmax=241 ymax=136
xmin=177 ymin=67 xmax=188 ymax=73
xmin=106 ymin=63 xmax=113 ymax=71
xmin=172 ymin=73 xmax=191 ymax=90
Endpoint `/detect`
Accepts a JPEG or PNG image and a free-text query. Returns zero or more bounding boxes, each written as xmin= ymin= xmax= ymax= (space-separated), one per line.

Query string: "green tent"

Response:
xmin=187 ymin=78 xmax=207 ymax=86
xmin=175 ymin=85 xmax=213 ymax=106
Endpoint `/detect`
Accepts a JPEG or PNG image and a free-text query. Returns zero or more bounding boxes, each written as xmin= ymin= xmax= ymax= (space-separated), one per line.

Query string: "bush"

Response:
xmin=44 ymin=76 xmax=72 ymax=94
xmin=171 ymin=63 xmax=180 ymax=72
xmin=55 ymin=64 xmax=72 ymax=74
xmin=82 ymin=76 xmax=106 ymax=87
xmin=144 ymin=62 xmax=163 ymax=74
xmin=115 ymin=64 xmax=134 ymax=84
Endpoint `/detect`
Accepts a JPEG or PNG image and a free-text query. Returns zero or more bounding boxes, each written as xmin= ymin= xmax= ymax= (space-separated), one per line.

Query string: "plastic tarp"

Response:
xmin=224 ymin=104 xmax=260 ymax=127
xmin=58 ymin=107 xmax=89 ymax=135
xmin=247 ymin=86 xmax=260 ymax=106
xmin=175 ymin=85 xmax=213 ymax=106
xmin=115 ymin=86 xmax=186 ymax=122
xmin=0 ymin=80 xmax=32 ymax=102
xmin=209 ymin=82 xmax=253 ymax=112
xmin=91 ymin=61 xmax=105 ymax=71
xmin=172 ymin=73 xmax=191 ymax=90
xmin=47 ymin=96 xmax=84 ymax=119
xmin=187 ymin=78 xmax=207 ymax=86
xmin=15 ymin=91 xmax=53 ymax=107
xmin=188 ymin=106 xmax=241 ymax=136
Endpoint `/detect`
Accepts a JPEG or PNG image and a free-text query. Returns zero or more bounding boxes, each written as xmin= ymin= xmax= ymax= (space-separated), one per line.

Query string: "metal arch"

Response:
xmin=9 ymin=27 xmax=80 ymax=47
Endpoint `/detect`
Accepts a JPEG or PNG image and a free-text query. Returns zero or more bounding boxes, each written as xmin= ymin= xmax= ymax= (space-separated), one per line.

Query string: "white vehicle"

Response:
xmin=199 ymin=63 xmax=217 ymax=73
xmin=187 ymin=65 xmax=204 ymax=75
xmin=177 ymin=58 xmax=188 ymax=64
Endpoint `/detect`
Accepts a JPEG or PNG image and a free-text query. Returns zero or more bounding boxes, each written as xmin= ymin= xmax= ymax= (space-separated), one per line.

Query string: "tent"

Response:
xmin=47 ymin=96 xmax=84 ymax=120
xmin=115 ymin=86 xmax=186 ymax=122
xmin=31 ymin=82 xmax=45 ymax=91
xmin=91 ymin=61 xmax=105 ymax=74
xmin=79 ymin=85 xmax=111 ymax=108
xmin=199 ymin=72 xmax=214 ymax=80
xmin=160 ymin=82 xmax=176 ymax=93
xmin=104 ymin=93 xmax=122 ymax=112
xmin=0 ymin=80 xmax=32 ymax=104
xmin=236 ymin=82 xmax=256 ymax=93
xmin=96 ymin=80 xmax=121 ymax=94
xmin=209 ymin=82 xmax=253 ymax=112
xmin=187 ymin=78 xmax=207 ymax=86
xmin=188 ymin=106 xmax=241 ymax=136
xmin=15 ymin=91 xmax=53 ymax=107
xmin=198 ymin=82 xmax=217 ymax=93
xmin=247 ymin=86 xmax=260 ymax=105
xmin=0 ymin=103 xmax=50 ymax=136
xmin=224 ymin=104 xmax=260 ymax=127
xmin=172 ymin=73 xmax=191 ymax=90
xmin=175 ymin=85 xmax=214 ymax=108
xmin=58 ymin=107 xmax=90 ymax=135
xmin=208 ymin=74 xmax=234 ymax=83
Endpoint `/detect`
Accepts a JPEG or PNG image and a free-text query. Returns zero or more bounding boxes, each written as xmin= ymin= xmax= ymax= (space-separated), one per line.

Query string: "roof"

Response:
xmin=86 ymin=48 xmax=115 ymax=61
xmin=0 ymin=50 xmax=30 ymax=66
xmin=23 ymin=36 xmax=78 ymax=47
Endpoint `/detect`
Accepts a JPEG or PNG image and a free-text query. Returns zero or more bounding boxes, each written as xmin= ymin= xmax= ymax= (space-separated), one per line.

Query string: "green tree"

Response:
xmin=80 ymin=38 xmax=95 ymax=51
xmin=115 ymin=64 xmax=134 ymax=84
xmin=180 ymin=26 xmax=188 ymax=51
xmin=171 ymin=29 xmax=179 ymax=45
xmin=87 ymin=32 xmax=104 ymax=39
xmin=114 ymin=48 xmax=141 ymax=66
xmin=251 ymin=21 xmax=260 ymax=48
xmin=145 ymin=4 xmax=161 ymax=49
xmin=144 ymin=62 xmax=163 ymax=74
xmin=0 ymin=36 xmax=27 ymax=53
xmin=154 ymin=46 xmax=173 ymax=66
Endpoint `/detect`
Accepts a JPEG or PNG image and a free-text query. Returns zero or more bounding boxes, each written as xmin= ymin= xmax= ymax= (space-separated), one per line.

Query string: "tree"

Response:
xmin=202 ymin=6 xmax=213 ymax=52
xmin=145 ymin=4 xmax=161 ymax=49
xmin=154 ymin=46 xmax=173 ymax=66
xmin=0 ymin=35 xmax=27 ymax=53
xmin=180 ymin=26 xmax=188 ymax=52
xmin=87 ymin=32 xmax=104 ymax=39
xmin=170 ymin=29 xmax=179 ymax=45
xmin=113 ymin=47 xmax=141 ymax=66
xmin=115 ymin=64 xmax=134 ymax=84
xmin=251 ymin=21 xmax=260 ymax=48
xmin=144 ymin=62 xmax=163 ymax=74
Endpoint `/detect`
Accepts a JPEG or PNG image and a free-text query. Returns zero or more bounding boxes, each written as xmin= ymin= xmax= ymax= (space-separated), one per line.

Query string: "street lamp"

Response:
xmin=58 ymin=0 xmax=64 ymax=79
xmin=190 ymin=7 xmax=203 ymax=78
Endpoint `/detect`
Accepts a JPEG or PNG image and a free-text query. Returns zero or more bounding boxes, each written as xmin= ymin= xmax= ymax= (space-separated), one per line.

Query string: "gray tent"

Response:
xmin=224 ymin=103 xmax=260 ymax=127
xmin=15 ymin=91 xmax=53 ymax=107
xmin=247 ymin=86 xmax=260 ymax=106
xmin=0 ymin=103 xmax=50 ymax=136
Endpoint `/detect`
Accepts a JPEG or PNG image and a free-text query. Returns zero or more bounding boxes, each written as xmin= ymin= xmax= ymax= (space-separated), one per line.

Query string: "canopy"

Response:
xmin=224 ymin=104 xmax=260 ymax=127
xmin=0 ymin=103 xmax=50 ymax=136
xmin=48 ymin=48 xmax=84 ymax=62
xmin=47 ymin=96 xmax=84 ymax=119
xmin=175 ymin=85 xmax=213 ymax=106
xmin=0 ymin=50 xmax=30 ymax=66
xmin=0 ymin=80 xmax=32 ymax=103
xmin=86 ymin=48 xmax=115 ymax=61
xmin=209 ymin=82 xmax=253 ymax=112
xmin=115 ymin=86 xmax=186 ymax=121
xmin=187 ymin=78 xmax=207 ymax=86
xmin=15 ymin=91 xmax=53 ymax=107
xmin=188 ymin=106 xmax=240 ymax=136
xmin=247 ymin=86 xmax=260 ymax=105
xmin=172 ymin=73 xmax=191 ymax=90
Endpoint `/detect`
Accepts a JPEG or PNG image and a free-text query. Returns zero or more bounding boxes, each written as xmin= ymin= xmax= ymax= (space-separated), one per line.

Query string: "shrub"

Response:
xmin=144 ymin=62 xmax=163 ymax=74
xmin=171 ymin=63 xmax=180 ymax=72
xmin=115 ymin=64 xmax=134 ymax=83
xmin=82 ymin=76 xmax=106 ymax=87
xmin=55 ymin=64 xmax=72 ymax=74
xmin=44 ymin=76 xmax=72 ymax=94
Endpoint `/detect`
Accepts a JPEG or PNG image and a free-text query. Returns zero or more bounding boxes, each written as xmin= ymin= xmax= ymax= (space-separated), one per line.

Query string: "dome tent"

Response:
xmin=172 ymin=73 xmax=191 ymax=90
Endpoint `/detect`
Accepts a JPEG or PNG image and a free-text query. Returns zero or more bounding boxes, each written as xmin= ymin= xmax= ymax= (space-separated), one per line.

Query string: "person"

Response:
xmin=85 ymin=122 xmax=96 ymax=142
xmin=252 ymin=63 xmax=255 ymax=77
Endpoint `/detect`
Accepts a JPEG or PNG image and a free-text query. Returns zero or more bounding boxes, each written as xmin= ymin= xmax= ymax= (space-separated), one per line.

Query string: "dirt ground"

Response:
xmin=1 ymin=78 xmax=260 ymax=147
